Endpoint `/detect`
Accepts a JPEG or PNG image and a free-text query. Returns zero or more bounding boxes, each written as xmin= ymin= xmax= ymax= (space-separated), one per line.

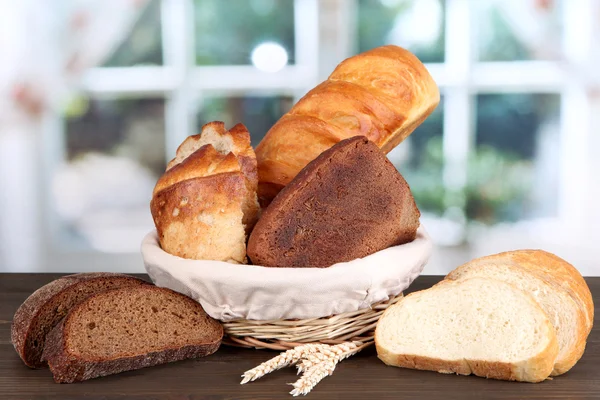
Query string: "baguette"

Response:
xmin=255 ymin=45 xmax=439 ymax=205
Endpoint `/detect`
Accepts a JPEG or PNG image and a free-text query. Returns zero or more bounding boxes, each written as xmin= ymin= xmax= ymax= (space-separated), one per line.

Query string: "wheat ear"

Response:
xmin=295 ymin=341 xmax=361 ymax=374
xmin=240 ymin=343 xmax=329 ymax=384
xmin=291 ymin=342 xmax=363 ymax=395
xmin=290 ymin=358 xmax=338 ymax=396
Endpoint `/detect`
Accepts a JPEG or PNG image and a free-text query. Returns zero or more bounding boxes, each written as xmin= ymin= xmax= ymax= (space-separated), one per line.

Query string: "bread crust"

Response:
xmin=375 ymin=346 xmax=557 ymax=383
xmin=151 ymin=172 xmax=248 ymax=262
xmin=248 ymin=136 xmax=420 ymax=268
xmin=375 ymin=278 xmax=559 ymax=383
xmin=11 ymin=273 xmax=147 ymax=368
xmin=152 ymin=122 xmax=259 ymax=261
xmin=508 ymin=250 xmax=594 ymax=331
xmin=256 ymin=45 xmax=439 ymax=205
xmin=42 ymin=286 xmax=223 ymax=383
xmin=448 ymin=250 xmax=593 ymax=376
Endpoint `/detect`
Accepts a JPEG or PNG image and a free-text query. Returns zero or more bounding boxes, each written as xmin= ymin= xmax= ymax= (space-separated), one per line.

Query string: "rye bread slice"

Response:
xmin=247 ymin=136 xmax=421 ymax=268
xmin=42 ymin=285 xmax=223 ymax=383
xmin=11 ymin=273 xmax=148 ymax=368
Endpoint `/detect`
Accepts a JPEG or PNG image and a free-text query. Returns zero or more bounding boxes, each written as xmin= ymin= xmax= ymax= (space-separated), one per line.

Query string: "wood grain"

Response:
xmin=1 ymin=274 xmax=598 ymax=400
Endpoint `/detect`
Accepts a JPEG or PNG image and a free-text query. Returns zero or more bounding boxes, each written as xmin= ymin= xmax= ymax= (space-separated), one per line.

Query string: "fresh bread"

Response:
xmin=11 ymin=273 xmax=148 ymax=368
xmin=445 ymin=251 xmax=592 ymax=376
xmin=255 ymin=45 xmax=439 ymax=205
xmin=42 ymin=285 xmax=223 ymax=383
xmin=467 ymin=250 xmax=594 ymax=332
xmin=151 ymin=121 xmax=259 ymax=263
xmin=375 ymin=277 xmax=559 ymax=383
xmin=247 ymin=136 xmax=420 ymax=268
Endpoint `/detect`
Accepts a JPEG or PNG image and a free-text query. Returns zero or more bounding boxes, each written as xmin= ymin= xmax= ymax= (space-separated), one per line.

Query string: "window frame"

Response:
xmin=42 ymin=0 xmax=595 ymax=256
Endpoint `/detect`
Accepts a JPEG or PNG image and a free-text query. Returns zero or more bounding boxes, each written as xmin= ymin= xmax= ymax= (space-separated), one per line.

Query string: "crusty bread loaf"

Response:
xmin=42 ymin=285 xmax=223 ymax=383
xmin=247 ymin=136 xmax=420 ymax=268
xmin=445 ymin=260 xmax=588 ymax=376
xmin=256 ymin=45 xmax=439 ymax=205
xmin=11 ymin=273 xmax=147 ymax=368
xmin=375 ymin=277 xmax=559 ymax=383
xmin=151 ymin=122 xmax=259 ymax=263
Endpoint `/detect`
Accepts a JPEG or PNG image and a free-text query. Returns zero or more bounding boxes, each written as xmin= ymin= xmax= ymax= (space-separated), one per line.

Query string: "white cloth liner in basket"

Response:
xmin=142 ymin=226 xmax=432 ymax=322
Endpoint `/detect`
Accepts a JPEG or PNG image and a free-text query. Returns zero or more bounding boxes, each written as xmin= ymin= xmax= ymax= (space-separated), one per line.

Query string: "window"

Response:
xmin=197 ymin=96 xmax=293 ymax=147
xmin=43 ymin=0 xmax=598 ymax=274
xmin=46 ymin=0 xmax=318 ymax=255
xmin=194 ymin=0 xmax=296 ymax=66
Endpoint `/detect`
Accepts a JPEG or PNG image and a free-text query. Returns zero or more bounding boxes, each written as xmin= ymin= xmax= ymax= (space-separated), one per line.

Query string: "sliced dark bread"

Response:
xmin=247 ymin=136 xmax=421 ymax=268
xmin=12 ymin=273 xmax=148 ymax=368
xmin=42 ymin=285 xmax=223 ymax=383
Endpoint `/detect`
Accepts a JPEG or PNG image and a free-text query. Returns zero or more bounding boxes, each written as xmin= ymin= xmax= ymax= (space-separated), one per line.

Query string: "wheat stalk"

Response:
xmin=240 ymin=343 xmax=329 ymax=384
xmin=241 ymin=341 xmax=365 ymax=395
xmin=290 ymin=358 xmax=338 ymax=396
xmin=296 ymin=342 xmax=360 ymax=374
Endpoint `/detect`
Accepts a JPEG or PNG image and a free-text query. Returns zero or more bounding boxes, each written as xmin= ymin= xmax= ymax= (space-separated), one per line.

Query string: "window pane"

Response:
xmin=476 ymin=0 xmax=562 ymax=62
xmin=388 ymin=97 xmax=445 ymax=215
xmin=472 ymin=94 xmax=560 ymax=223
xmin=103 ymin=0 xmax=163 ymax=67
xmin=54 ymin=98 xmax=166 ymax=251
xmin=357 ymin=0 xmax=445 ymax=63
xmin=197 ymin=96 xmax=293 ymax=146
xmin=194 ymin=0 xmax=295 ymax=66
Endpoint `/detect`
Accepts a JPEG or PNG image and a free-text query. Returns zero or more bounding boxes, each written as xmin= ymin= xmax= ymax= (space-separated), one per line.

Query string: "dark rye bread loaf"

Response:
xmin=11 ymin=273 xmax=148 ymax=368
xmin=247 ymin=136 xmax=420 ymax=268
xmin=42 ymin=285 xmax=223 ymax=383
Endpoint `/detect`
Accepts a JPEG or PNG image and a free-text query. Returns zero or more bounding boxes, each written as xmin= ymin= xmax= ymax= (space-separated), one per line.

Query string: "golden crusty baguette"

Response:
xmin=151 ymin=122 xmax=259 ymax=263
xmin=255 ymin=45 xmax=439 ymax=205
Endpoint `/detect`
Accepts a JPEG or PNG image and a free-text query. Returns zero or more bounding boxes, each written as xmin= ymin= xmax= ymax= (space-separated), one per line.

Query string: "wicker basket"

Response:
xmin=143 ymin=228 xmax=430 ymax=352
xmin=222 ymin=293 xmax=402 ymax=350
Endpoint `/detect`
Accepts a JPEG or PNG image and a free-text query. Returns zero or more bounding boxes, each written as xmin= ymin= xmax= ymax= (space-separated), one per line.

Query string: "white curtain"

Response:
xmin=0 ymin=0 xmax=149 ymax=271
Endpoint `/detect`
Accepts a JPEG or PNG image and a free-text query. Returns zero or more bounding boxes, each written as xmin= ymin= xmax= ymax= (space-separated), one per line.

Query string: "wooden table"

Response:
xmin=1 ymin=274 xmax=598 ymax=400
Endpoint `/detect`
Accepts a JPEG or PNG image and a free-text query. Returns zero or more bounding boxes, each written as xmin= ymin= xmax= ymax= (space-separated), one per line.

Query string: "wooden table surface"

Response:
xmin=1 ymin=274 xmax=598 ymax=400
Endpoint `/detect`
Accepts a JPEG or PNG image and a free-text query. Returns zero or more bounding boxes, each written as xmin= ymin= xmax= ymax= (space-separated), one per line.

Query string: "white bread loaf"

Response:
xmin=445 ymin=252 xmax=591 ymax=376
xmin=151 ymin=122 xmax=259 ymax=263
xmin=375 ymin=277 xmax=559 ymax=383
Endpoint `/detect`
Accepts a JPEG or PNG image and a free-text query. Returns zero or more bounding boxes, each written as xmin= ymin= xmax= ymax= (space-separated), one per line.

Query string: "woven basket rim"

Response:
xmin=222 ymin=293 xmax=402 ymax=350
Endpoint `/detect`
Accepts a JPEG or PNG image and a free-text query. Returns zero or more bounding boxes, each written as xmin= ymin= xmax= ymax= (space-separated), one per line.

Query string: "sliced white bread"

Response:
xmin=375 ymin=277 xmax=558 ymax=383
xmin=462 ymin=250 xmax=593 ymax=333
xmin=445 ymin=260 xmax=587 ymax=376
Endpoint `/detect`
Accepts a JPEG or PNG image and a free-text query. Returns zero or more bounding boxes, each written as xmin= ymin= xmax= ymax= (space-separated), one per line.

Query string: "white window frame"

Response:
xmin=40 ymin=0 xmax=596 ymax=271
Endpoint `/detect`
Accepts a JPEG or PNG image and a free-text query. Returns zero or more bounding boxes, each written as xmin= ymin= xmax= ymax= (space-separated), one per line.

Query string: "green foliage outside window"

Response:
xmin=404 ymin=136 xmax=533 ymax=224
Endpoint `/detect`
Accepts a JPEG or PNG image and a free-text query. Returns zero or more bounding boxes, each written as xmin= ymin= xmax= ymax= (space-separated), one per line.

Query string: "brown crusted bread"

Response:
xmin=11 ymin=273 xmax=147 ymax=368
xmin=151 ymin=121 xmax=259 ymax=263
xmin=256 ymin=45 xmax=439 ymax=205
xmin=42 ymin=285 xmax=223 ymax=383
xmin=375 ymin=277 xmax=559 ymax=383
xmin=247 ymin=136 xmax=420 ymax=268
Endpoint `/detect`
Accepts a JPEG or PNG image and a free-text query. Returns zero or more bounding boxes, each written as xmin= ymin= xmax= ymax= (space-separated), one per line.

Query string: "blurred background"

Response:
xmin=1 ymin=0 xmax=599 ymax=275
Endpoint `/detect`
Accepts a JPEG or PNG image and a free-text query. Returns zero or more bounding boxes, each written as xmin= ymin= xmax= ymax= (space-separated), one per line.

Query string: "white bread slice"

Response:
xmin=459 ymin=250 xmax=593 ymax=333
xmin=375 ymin=277 xmax=558 ymax=383
xmin=445 ymin=258 xmax=588 ymax=376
